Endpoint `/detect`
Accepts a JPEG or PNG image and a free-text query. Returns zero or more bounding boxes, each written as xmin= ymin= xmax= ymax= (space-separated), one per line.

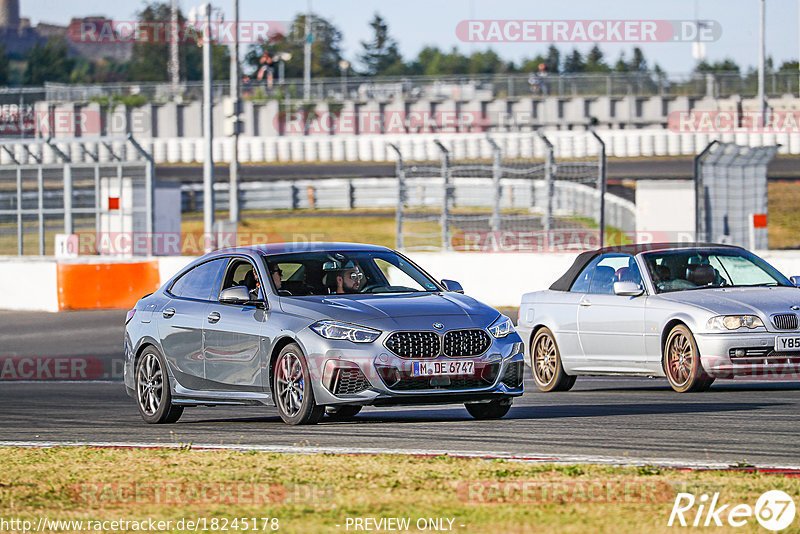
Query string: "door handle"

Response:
xmin=579 ymin=300 xmax=592 ymax=307
xmin=207 ymin=311 xmax=221 ymax=324
xmin=162 ymin=307 xmax=175 ymax=318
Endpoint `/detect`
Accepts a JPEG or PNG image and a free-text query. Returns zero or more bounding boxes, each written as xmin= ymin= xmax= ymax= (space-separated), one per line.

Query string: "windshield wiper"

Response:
xmin=729 ymin=283 xmax=781 ymax=287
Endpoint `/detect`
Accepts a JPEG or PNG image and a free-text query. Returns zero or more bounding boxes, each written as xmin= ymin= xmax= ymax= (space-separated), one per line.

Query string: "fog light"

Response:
xmin=735 ymin=349 xmax=746 ymax=357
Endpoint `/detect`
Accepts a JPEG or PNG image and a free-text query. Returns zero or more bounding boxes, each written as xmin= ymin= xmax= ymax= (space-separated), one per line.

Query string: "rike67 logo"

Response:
xmin=668 ymin=490 xmax=796 ymax=531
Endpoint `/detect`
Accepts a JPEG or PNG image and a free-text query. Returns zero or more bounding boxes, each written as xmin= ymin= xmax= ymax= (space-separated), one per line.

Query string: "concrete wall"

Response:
xmin=40 ymin=93 xmax=800 ymax=139
xmin=6 ymin=249 xmax=800 ymax=312
xmin=6 ymin=128 xmax=800 ymax=167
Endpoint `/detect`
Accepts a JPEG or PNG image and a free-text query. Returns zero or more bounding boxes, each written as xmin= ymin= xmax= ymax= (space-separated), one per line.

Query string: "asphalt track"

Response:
xmin=2 ymin=310 xmax=800 ymax=467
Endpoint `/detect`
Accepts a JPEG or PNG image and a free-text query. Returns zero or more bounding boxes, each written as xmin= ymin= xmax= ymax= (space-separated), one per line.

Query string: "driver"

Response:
xmin=332 ymin=265 xmax=363 ymax=293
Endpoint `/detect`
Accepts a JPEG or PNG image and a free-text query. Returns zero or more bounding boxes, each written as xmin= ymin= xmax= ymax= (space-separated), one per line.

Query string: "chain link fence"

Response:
xmin=391 ymin=132 xmax=634 ymax=252
xmin=0 ymin=136 xmax=154 ymax=256
xmin=695 ymin=141 xmax=778 ymax=249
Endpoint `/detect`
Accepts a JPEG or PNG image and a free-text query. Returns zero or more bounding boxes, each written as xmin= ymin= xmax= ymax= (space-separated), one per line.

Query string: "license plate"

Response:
xmin=412 ymin=361 xmax=475 ymax=377
xmin=775 ymin=336 xmax=800 ymax=351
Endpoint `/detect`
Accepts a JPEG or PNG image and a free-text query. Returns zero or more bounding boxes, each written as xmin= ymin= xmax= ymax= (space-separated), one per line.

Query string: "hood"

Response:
xmin=657 ymin=286 xmax=800 ymax=318
xmin=279 ymin=292 xmax=499 ymax=330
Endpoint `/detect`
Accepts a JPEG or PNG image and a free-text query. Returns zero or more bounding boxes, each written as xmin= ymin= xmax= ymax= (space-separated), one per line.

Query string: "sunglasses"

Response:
xmin=272 ymin=268 xmax=282 ymax=276
xmin=347 ymin=271 xmax=363 ymax=281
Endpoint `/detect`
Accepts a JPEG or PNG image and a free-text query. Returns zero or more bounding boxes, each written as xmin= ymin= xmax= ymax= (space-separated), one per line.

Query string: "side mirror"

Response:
xmin=613 ymin=281 xmax=644 ymax=297
xmin=220 ymin=286 xmax=256 ymax=305
xmin=441 ymin=279 xmax=464 ymax=293
xmin=790 ymin=276 xmax=800 ymax=287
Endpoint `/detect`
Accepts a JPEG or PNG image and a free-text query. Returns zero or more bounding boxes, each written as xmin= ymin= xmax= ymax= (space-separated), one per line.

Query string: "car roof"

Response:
xmin=212 ymin=242 xmax=394 ymax=257
xmin=549 ymin=242 xmax=742 ymax=292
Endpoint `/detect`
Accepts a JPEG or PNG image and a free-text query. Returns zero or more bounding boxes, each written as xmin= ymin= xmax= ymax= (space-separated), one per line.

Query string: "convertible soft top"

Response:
xmin=548 ymin=242 xmax=739 ymax=292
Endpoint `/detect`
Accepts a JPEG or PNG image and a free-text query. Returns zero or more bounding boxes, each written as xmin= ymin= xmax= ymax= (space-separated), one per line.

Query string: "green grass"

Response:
xmin=1 ymin=448 xmax=798 ymax=533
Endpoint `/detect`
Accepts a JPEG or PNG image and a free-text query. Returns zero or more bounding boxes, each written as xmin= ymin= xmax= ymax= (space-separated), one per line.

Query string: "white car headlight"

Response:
xmin=488 ymin=315 xmax=515 ymax=338
xmin=707 ymin=315 xmax=765 ymax=330
xmin=310 ymin=320 xmax=381 ymax=343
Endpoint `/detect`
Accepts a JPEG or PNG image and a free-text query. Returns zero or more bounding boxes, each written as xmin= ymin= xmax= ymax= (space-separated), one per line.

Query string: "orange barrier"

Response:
xmin=57 ymin=262 xmax=161 ymax=310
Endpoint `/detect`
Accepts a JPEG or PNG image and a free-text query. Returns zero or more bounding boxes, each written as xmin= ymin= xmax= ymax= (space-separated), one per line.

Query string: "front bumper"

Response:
xmin=300 ymin=331 xmax=525 ymax=407
xmin=695 ymin=332 xmax=800 ymax=379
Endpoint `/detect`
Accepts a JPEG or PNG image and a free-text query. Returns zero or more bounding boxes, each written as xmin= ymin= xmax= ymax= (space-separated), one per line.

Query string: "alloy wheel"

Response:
xmin=276 ymin=351 xmax=305 ymax=418
xmin=137 ymin=352 xmax=163 ymax=416
xmin=667 ymin=331 xmax=693 ymax=387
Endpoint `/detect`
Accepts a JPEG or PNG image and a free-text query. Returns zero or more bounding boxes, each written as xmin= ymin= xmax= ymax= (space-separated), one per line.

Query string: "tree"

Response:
xmin=629 ymin=47 xmax=647 ymax=72
xmin=407 ymin=46 xmax=469 ymax=75
xmin=125 ymin=2 xmax=228 ymax=82
xmin=247 ymin=13 xmax=344 ymax=78
xmin=359 ymin=13 xmax=403 ymax=75
xmin=563 ymin=49 xmax=585 ymax=73
xmin=545 ymin=45 xmax=560 ymax=73
xmin=585 ymin=45 xmax=610 ymax=72
xmin=24 ymin=37 xmax=75 ymax=84
xmin=694 ymin=59 xmax=740 ymax=73
xmin=0 ymin=43 xmax=8 ymax=85
xmin=466 ymin=49 xmax=507 ymax=74
xmin=614 ymin=52 xmax=629 ymax=73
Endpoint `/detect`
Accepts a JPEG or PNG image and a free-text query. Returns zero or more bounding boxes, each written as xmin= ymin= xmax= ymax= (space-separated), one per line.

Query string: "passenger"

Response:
xmin=269 ymin=265 xmax=283 ymax=291
xmin=243 ymin=269 xmax=262 ymax=299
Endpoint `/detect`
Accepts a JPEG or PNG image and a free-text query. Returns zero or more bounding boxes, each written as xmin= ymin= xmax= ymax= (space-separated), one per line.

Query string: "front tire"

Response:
xmin=531 ymin=327 xmax=576 ymax=392
xmin=465 ymin=398 xmax=512 ymax=419
xmin=135 ymin=347 xmax=183 ymax=424
xmin=664 ymin=325 xmax=715 ymax=393
xmin=273 ymin=343 xmax=325 ymax=425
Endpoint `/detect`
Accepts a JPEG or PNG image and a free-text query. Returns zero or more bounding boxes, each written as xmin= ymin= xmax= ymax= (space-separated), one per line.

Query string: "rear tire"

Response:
xmin=325 ymin=405 xmax=362 ymax=420
xmin=664 ymin=325 xmax=715 ymax=393
xmin=465 ymin=398 xmax=512 ymax=419
xmin=273 ymin=343 xmax=325 ymax=425
xmin=135 ymin=347 xmax=183 ymax=424
xmin=531 ymin=327 xmax=576 ymax=392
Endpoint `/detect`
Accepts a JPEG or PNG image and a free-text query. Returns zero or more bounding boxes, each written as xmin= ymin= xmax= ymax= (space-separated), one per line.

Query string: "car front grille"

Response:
xmin=443 ymin=329 xmax=492 ymax=357
xmin=332 ymin=368 xmax=370 ymax=396
xmin=385 ymin=331 xmax=441 ymax=359
xmin=772 ymin=314 xmax=799 ymax=330
xmin=501 ymin=361 xmax=524 ymax=389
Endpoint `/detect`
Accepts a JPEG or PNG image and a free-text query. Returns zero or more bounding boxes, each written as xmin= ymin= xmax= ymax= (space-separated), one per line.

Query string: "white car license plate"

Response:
xmin=775 ymin=336 xmax=800 ymax=351
xmin=412 ymin=361 xmax=475 ymax=377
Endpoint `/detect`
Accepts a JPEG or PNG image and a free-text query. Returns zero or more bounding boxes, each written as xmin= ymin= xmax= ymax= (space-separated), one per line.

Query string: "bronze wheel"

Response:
xmin=664 ymin=325 xmax=714 ymax=393
xmin=531 ymin=327 xmax=576 ymax=392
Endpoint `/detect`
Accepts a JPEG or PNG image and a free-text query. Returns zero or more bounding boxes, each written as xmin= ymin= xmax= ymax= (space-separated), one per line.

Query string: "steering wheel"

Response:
xmin=359 ymin=283 xmax=384 ymax=293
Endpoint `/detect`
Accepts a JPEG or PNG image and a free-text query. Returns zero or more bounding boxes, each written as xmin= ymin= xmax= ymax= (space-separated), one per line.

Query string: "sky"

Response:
xmin=19 ymin=0 xmax=800 ymax=73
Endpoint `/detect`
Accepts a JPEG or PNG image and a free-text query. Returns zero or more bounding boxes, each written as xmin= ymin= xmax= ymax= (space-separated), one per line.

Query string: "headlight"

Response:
xmin=707 ymin=315 xmax=765 ymax=330
xmin=310 ymin=320 xmax=381 ymax=343
xmin=488 ymin=315 xmax=515 ymax=338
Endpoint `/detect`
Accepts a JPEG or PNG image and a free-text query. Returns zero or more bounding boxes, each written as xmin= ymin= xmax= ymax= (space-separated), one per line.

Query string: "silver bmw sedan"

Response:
xmin=124 ymin=242 xmax=523 ymax=424
xmin=516 ymin=243 xmax=800 ymax=393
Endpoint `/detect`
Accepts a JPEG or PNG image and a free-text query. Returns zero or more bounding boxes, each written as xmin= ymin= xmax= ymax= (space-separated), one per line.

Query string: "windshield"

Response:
xmin=643 ymin=248 xmax=791 ymax=294
xmin=261 ymin=250 xmax=441 ymax=297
